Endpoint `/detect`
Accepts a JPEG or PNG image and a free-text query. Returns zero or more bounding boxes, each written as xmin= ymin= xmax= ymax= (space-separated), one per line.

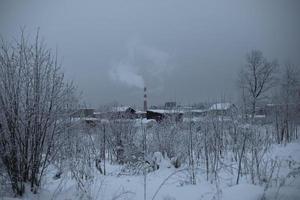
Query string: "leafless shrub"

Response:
xmin=0 ymin=29 xmax=77 ymax=196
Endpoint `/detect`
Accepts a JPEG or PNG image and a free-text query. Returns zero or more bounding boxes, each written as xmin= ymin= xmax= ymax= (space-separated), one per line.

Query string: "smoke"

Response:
xmin=109 ymin=39 xmax=172 ymax=89
xmin=109 ymin=62 xmax=144 ymax=88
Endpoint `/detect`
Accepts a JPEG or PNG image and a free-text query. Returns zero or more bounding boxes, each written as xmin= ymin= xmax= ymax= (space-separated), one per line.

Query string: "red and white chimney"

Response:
xmin=144 ymin=87 xmax=147 ymax=111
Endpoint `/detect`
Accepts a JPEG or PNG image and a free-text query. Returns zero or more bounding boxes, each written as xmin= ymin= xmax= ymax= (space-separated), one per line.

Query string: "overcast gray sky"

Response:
xmin=1 ymin=0 xmax=300 ymax=108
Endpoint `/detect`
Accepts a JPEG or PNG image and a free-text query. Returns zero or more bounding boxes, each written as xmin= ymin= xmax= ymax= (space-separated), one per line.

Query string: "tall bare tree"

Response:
xmin=272 ymin=63 xmax=300 ymax=143
xmin=239 ymin=50 xmax=277 ymax=119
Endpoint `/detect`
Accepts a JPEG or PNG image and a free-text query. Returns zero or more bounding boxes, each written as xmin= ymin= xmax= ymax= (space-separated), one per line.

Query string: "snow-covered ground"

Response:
xmin=1 ymin=139 xmax=300 ymax=200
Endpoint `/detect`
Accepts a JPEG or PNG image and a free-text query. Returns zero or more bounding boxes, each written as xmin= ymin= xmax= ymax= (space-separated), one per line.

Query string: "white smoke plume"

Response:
xmin=109 ymin=39 xmax=172 ymax=89
xmin=109 ymin=62 xmax=144 ymax=88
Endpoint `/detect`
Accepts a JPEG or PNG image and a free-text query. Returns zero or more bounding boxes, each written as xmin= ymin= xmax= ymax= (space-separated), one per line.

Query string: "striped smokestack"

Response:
xmin=144 ymin=87 xmax=147 ymax=111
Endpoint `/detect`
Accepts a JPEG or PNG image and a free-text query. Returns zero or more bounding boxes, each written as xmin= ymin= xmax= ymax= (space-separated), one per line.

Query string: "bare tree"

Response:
xmin=0 ymin=30 xmax=76 ymax=196
xmin=239 ymin=50 xmax=277 ymax=119
xmin=273 ymin=63 xmax=300 ymax=143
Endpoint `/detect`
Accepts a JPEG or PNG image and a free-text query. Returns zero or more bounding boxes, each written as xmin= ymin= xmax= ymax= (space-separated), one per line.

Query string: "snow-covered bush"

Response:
xmin=0 ymin=30 xmax=77 ymax=196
